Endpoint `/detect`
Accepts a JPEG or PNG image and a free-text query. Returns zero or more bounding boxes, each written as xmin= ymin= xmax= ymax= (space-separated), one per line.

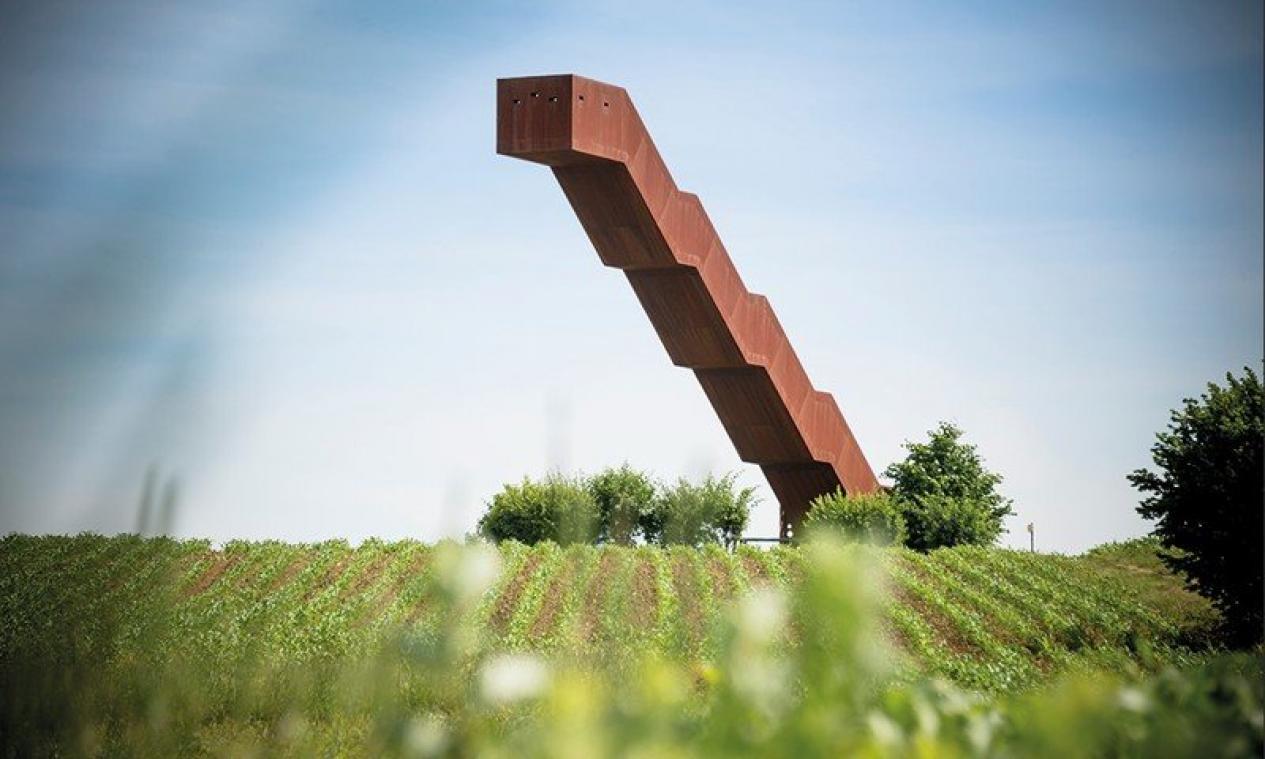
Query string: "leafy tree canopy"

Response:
xmin=1129 ymin=365 xmax=1264 ymax=645
xmin=587 ymin=464 xmax=657 ymax=545
xmin=477 ymin=475 xmax=598 ymax=546
xmin=641 ymin=474 xmax=755 ymax=548
xmin=884 ymin=422 xmax=1013 ymax=551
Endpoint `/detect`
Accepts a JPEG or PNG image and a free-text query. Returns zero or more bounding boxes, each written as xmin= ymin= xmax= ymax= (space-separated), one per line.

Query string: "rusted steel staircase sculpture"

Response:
xmin=497 ymin=74 xmax=880 ymax=539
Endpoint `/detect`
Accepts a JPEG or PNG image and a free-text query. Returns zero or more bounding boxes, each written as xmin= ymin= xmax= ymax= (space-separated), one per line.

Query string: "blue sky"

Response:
xmin=0 ymin=0 xmax=1260 ymax=551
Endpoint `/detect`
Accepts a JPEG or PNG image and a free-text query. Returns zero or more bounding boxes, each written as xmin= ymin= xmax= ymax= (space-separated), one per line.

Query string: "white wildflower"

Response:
xmin=966 ymin=711 xmax=1001 ymax=754
xmin=404 ymin=715 xmax=448 ymax=757
xmin=867 ymin=711 xmax=904 ymax=746
xmin=735 ymin=588 xmax=787 ymax=644
xmin=480 ymin=653 xmax=551 ymax=705
xmin=436 ymin=543 xmax=501 ymax=606
xmin=1117 ymin=686 xmax=1150 ymax=713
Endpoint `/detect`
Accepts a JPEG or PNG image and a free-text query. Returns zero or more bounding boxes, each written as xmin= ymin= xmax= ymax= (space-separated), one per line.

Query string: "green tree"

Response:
xmin=477 ymin=474 xmax=598 ymax=545
xmin=1129 ymin=366 xmax=1264 ymax=645
xmin=884 ymin=422 xmax=1013 ymax=551
xmin=802 ymin=490 xmax=906 ymax=545
xmin=586 ymin=465 xmax=656 ymax=545
xmin=642 ymin=474 xmax=755 ymax=548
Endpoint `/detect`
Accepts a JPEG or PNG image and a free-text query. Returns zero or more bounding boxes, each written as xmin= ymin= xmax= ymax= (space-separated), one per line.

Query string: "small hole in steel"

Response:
xmin=578 ymin=94 xmax=585 ymax=101
xmin=548 ymin=96 xmax=558 ymax=102
xmin=530 ymin=91 xmax=539 ymax=98
xmin=511 ymin=98 xmax=520 ymax=105
xmin=602 ymin=101 xmax=609 ymax=107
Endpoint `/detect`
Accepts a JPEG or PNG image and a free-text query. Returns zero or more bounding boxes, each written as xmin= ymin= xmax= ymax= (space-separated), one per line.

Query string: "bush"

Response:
xmin=481 ymin=469 xmax=753 ymax=548
xmin=586 ymin=465 xmax=656 ymax=545
xmin=802 ymin=490 xmax=906 ymax=545
xmin=884 ymin=422 xmax=1014 ymax=551
xmin=900 ymin=493 xmax=1007 ymax=553
xmin=477 ymin=474 xmax=598 ymax=545
xmin=1129 ymin=365 xmax=1264 ymax=645
xmin=641 ymin=473 xmax=755 ymax=548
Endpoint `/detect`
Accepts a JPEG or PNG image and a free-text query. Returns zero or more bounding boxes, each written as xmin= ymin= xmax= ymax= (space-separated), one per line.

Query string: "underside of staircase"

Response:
xmin=496 ymin=74 xmax=880 ymax=539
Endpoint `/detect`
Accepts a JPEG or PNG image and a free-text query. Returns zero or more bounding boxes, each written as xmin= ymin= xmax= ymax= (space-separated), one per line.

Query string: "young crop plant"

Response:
xmin=374 ymin=544 xmax=439 ymax=630
xmin=1001 ymin=552 xmax=1135 ymax=630
xmin=969 ymin=549 xmax=1132 ymax=648
xmin=334 ymin=539 xmax=416 ymax=628
xmin=759 ymin=545 xmax=796 ymax=587
xmin=568 ymin=546 xmax=628 ymax=660
xmin=345 ymin=540 xmax=426 ymax=629
xmin=901 ymin=551 xmax=1040 ymax=689
xmin=734 ymin=544 xmax=779 ymax=587
xmin=15 ymin=535 xmax=109 ymax=592
xmin=113 ymin=538 xmax=218 ymax=654
xmin=221 ymin=541 xmax=301 ymax=603
xmin=879 ymin=551 xmax=1023 ymax=690
xmin=915 ymin=551 xmax=1047 ymax=653
xmin=701 ymin=543 xmax=739 ymax=601
xmin=501 ymin=542 xmax=565 ymax=650
xmin=647 ymin=546 xmax=687 ymax=658
xmin=950 ymin=547 xmax=1097 ymax=648
xmin=592 ymin=546 xmax=639 ymax=665
xmin=880 ymin=583 xmax=951 ymax=672
xmin=0 ymin=533 xmax=1235 ymax=746
xmin=226 ymin=545 xmax=350 ymax=670
xmin=523 ymin=544 xmax=595 ymax=652
xmin=485 ymin=544 xmax=550 ymax=641
xmin=0 ymin=535 xmax=123 ymax=659
xmin=665 ymin=545 xmax=710 ymax=662
xmin=777 ymin=544 xmax=809 ymax=584
xmin=551 ymin=545 xmax=605 ymax=654
xmin=0 ymin=534 xmax=76 ymax=576
xmin=244 ymin=544 xmax=349 ymax=659
xmin=254 ymin=541 xmax=361 ymax=661
xmin=211 ymin=542 xmax=302 ymax=632
xmin=1029 ymin=553 xmax=1175 ymax=640
xmin=77 ymin=537 xmax=193 ymax=654
xmin=709 ymin=542 xmax=752 ymax=597
xmin=1 ymin=536 xmax=1258 ymax=756
xmin=6 ymin=537 xmax=100 ymax=656
xmin=624 ymin=546 xmax=669 ymax=652
xmin=687 ymin=546 xmax=722 ymax=662
xmin=725 ymin=548 xmax=753 ymax=596
xmin=181 ymin=542 xmax=266 ymax=656
xmin=886 ymin=552 xmax=997 ymax=658
xmin=471 ymin=541 xmax=531 ymax=642
xmin=930 ymin=549 xmax=1058 ymax=657
xmin=290 ymin=540 xmax=403 ymax=658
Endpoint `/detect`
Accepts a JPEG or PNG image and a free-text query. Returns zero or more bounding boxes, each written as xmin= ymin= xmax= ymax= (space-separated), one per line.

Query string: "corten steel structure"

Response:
xmin=497 ymin=74 xmax=880 ymax=539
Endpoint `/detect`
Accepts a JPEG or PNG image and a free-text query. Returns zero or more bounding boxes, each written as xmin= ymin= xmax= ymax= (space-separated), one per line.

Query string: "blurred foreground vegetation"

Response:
xmin=1 ymin=534 xmax=1259 ymax=756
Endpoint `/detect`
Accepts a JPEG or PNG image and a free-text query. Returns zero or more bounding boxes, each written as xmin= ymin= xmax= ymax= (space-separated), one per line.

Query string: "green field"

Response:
xmin=1 ymin=534 xmax=1258 ymax=756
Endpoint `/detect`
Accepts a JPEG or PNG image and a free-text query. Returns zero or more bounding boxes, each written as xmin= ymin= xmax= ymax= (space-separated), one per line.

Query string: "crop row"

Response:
xmin=0 ymin=535 xmax=1196 ymax=689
